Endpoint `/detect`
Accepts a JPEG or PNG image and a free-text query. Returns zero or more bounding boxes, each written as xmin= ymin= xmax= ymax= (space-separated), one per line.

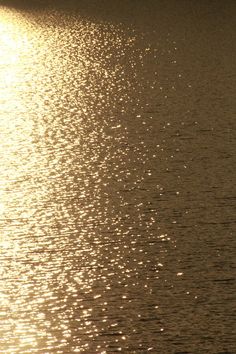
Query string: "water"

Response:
xmin=0 ymin=1 xmax=235 ymax=353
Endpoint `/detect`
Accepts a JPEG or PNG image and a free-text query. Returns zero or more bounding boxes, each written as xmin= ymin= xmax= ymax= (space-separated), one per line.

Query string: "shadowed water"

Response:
xmin=0 ymin=1 xmax=235 ymax=353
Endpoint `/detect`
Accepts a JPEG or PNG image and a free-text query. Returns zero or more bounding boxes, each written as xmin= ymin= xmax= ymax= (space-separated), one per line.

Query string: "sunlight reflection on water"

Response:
xmin=0 ymin=3 xmax=235 ymax=353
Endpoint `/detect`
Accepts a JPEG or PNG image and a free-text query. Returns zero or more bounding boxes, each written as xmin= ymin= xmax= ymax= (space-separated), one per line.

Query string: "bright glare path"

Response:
xmin=0 ymin=7 xmax=107 ymax=353
xmin=0 ymin=8 xmax=37 ymax=222
xmin=0 ymin=8 xmax=46 ymax=353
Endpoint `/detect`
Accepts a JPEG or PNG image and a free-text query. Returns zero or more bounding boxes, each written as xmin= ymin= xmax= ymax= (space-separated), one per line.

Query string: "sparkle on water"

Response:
xmin=0 ymin=2 xmax=235 ymax=353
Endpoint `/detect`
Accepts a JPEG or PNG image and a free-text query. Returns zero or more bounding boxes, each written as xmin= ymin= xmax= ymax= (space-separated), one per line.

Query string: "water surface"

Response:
xmin=0 ymin=1 xmax=235 ymax=353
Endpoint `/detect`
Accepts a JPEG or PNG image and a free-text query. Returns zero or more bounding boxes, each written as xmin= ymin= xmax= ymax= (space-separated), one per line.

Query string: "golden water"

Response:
xmin=0 ymin=2 xmax=235 ymax=353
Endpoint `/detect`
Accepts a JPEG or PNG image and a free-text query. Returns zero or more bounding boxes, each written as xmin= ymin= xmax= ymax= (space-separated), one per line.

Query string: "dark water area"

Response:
xmin=0 ymin=1 xmax=235 ymax=353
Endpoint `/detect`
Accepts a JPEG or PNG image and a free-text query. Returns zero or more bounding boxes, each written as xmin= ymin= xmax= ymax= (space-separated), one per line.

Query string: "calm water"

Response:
xmin=0 ymin=1 xmax=235 ymax=353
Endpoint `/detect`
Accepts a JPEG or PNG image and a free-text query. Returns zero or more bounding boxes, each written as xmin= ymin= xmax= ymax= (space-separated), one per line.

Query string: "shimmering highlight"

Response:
xmin=1 ymin=3 xmax=235 ymax=353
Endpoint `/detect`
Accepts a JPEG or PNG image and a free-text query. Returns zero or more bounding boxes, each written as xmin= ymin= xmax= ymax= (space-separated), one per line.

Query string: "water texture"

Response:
xmin=0 ymin=1 xmax=235 ymax=353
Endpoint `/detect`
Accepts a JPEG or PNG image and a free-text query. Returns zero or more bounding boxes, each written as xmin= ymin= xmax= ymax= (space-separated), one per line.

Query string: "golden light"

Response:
xmin=0 ymin=7 xmax=100 ymax=352
xmin=0 ymin=8 xmax=31 ymax=68
xmin=0 ymin=8 xmax=50 ymax=352
xmin=0 ymin=8 xmax=32 ymax=221
xmin=0 ymin=5 xmax=132 ymax=352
